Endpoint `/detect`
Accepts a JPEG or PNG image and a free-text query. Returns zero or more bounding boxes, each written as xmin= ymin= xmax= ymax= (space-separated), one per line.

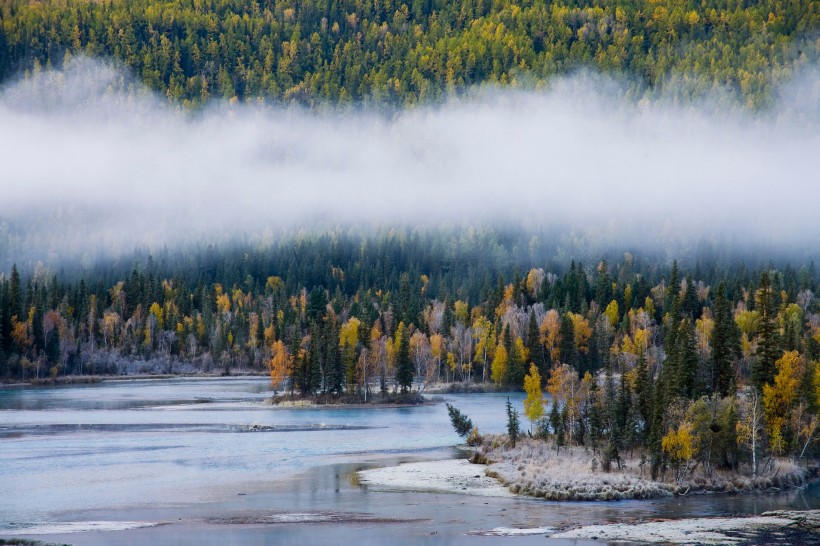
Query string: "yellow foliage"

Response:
xmin=567 ymin=312 xmax=592 ymax=354
xmin=604 ymin=300 xmax=619 ymax=328
xmin=148 ymin=302 xmax=164 ymax=330
xmin=662 ymin=422 xmax=695 ymax=463
xmin=514 ymin=336 xmax=529 ymax=364
xmin=644 ymin=296 xmax=655 ymax=319
xmin=269 ymin=340 xmax=291 ymax=389
xmin=525 ymin=268 xmax=545 ymax=298
xmin=735 ymin=309 xmax=760 ymax=336
xmin=763 ymin=350 xmax=803 ymax=454
xmin=266 ymin=276 xmax=283 ymax=291
xmin=491 ymin=343 xmax=508 ymax=384
xmin=523 ymin=363 xmax=544 ymax=427
xmin=339 ymin=317 xmax=361 ymax=349
xmin=454 ymin=300 xmax=469 ymax=324
xmin=216 ymin=293 xmax=231 ymax=314
xmin=539 ymin=309 xmax=561 ymax=363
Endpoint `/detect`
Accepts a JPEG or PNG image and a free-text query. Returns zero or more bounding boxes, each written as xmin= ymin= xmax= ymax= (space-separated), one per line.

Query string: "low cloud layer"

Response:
xmin=0 ymin=58 xmax=817 ymax=267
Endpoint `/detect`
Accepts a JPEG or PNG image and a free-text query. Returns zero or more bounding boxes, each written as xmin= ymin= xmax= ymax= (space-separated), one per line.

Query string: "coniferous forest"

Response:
xmin=0 ymin=0 xmax=817 ymax=108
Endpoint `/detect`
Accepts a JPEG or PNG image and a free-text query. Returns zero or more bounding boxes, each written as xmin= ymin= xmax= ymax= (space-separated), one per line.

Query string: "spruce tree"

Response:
xmin=634 ymin=352 xmax=653 ymax=440
xmin=664 ymin=260 xmax=680 ymax=316
xmin=682 ymin=276 xmax=699 ymax=319
xmin=675 ymin=319 xmax=698 ymax=399
xmin=395 ymin=322 xmax=413 ymax=393
xmin=711 ymin=282 xmax=740 ymax=396
xmin=445 ymin=403 xmax=473 ymax=437
xmin=752 ymin=272 xmax=781 ymax=391
xmin=648 ymin=380 xmax=666 ymax=480
xmin=526 ymin=311 xmax=545 ymax=376
xmin=559 ymin=313 xmax=577 ymax=368
xmin=506 ymin=397 xmax=520 ymax=448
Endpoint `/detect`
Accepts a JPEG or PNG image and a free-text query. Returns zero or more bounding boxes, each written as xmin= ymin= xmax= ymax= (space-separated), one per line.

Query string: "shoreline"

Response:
xmin=475 ymin=437 xmax=817 ymax=501
xmin=358 ymin=451 xmax=818 ymax=502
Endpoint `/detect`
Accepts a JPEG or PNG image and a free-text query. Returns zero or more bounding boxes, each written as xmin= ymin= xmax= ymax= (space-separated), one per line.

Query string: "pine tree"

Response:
xmin=327 ymin=322 xmax=344 ymax=395
xmin=648 ymin=380 xmax=666 ymax=480
xmin=445 ymin=403 xmax=473 ymax=437
xmin=711 ymin=282 xmax=740 ymax=396
xmin=526 ymin=311 xmax=545 ymax=376
xmin=634 ymin=352 xmax=653 ymax=440
xmin=559 ymin=313 xmax=576 ymax=367
xmin=506 ymin=397 xmax=520 ymax=448
xmin=682 ymin=276 xmax=699 ymax=319
xmin=752 ymin=272 xmax=781 ymax=391
xmin=674 ymin=319 xmax=698 ymax=399
xmin=395 ymin=322 xmax=413 ymax=393
xmin=664 ymin=260 xmax=680 ymax=316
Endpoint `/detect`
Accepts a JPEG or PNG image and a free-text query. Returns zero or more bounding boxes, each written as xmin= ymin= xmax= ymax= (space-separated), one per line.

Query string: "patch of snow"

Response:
xmin=469 ymin=527 xmax=555 ymax=536
xmin=358 ymin=459 xmax=514 ymax=497
xmin=552 ymin=515 xmax=793 ymax=544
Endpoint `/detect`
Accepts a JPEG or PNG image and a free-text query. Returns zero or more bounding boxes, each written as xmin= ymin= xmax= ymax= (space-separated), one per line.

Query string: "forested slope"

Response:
xmin=1 ymin=0 xmax=817 ymax=107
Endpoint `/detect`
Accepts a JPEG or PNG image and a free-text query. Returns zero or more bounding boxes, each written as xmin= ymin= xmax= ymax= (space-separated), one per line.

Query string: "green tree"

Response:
xmin=395 ymin=322 xmax=413 ymax=393
xmin=506 ymin=397 xmax=520 ymax=448
xmin=445 ymin=403 xmax=473 ymax=438
xmin=753 ymin=272 xmax=781 ymax=391
xmin=711 ymin=282 xmax=741 ymax=396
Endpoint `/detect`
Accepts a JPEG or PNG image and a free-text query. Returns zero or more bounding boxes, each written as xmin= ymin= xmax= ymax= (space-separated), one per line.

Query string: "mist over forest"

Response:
xmin=0 ymin=57 xmax=817 ymax=274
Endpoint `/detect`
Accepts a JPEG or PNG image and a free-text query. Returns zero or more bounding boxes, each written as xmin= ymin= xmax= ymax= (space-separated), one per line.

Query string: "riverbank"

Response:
xmin=358 ymin=438 xmax=815 ymax=502
xmin=552 ymin=509 xmax=820 ymax=544
xmin=268 ymin=392 xmax=431 ymax=408
xmin=475 ymin=436 xmax=814 ymax=501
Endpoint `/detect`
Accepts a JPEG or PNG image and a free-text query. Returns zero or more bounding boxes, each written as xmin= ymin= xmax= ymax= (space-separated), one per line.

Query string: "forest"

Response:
xmin=1 ymin=0 xmax=817 ymax=108
xmin=1 ymin=229 xmax=818 ymax=471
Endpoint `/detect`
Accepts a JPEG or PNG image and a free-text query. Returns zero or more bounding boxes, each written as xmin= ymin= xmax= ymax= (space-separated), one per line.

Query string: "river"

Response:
xmin=1 ymin=377 xmax=817 ymax=545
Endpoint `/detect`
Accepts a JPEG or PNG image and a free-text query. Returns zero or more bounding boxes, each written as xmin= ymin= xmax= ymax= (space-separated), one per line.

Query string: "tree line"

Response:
xmin=1 ymin=230 xmax=818 ymax=466
xmin=1 ymin=0 xmax=816 ymax=108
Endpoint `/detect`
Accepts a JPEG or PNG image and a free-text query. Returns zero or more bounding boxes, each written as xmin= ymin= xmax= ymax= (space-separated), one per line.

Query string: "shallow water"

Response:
xmin=1 ymin=378 xmax=817 ymax=545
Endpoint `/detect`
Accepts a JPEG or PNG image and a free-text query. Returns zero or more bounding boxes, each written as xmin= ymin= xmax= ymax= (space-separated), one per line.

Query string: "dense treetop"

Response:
xmin=1 ymin=0 xmax=817 ymax=107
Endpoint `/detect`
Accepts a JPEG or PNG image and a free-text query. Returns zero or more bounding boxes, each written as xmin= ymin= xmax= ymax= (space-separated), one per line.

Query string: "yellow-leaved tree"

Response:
xmin=539 ymin=309 xmax=561 ymax=364
xmin=523 ymin=363 xmax=544 ymax=432
xmin=762 ymin=350 xmax=802 ymax=455
xmin=269 ymin=340 xmax=291 ymax=393
xmin=662 ymin=422 xmax=695 ymax=484
xmin=491 ymin=343 xmax=509 ymax=385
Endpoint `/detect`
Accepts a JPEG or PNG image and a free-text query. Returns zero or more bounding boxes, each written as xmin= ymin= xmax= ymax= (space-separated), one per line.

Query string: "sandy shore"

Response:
xmin=357 ymin=459 xmax=514 ymax=497
xmin=552 ymin=510 xmax=820 ymax=544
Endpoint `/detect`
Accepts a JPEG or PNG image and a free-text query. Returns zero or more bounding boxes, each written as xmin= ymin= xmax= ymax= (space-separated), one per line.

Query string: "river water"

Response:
xmin=1 ymin=377 xmax=817 ymax=545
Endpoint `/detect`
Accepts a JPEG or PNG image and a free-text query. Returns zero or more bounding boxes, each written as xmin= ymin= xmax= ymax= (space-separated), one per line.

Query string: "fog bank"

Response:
xmin=0 ymin=58 xmax=817 ymax=268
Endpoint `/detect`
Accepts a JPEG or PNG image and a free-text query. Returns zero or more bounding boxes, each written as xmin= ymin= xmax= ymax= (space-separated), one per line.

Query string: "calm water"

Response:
xmin=1 ymin=378 xmax=817 ymax=545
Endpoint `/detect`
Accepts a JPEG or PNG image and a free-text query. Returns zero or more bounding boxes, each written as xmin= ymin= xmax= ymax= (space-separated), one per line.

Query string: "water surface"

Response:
xmin=1 ymin=378 xmax=817 ymax=545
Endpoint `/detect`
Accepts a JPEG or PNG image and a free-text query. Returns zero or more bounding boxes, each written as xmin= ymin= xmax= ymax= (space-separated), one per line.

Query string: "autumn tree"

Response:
xmin=269 ymin=340 xmax=292 ymax=393
xmin=523 ymin=363 xmax=544 ymax=433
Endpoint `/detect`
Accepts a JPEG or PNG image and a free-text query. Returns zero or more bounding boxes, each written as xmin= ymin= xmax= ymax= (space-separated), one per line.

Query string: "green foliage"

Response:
xmin=506 ymin=396 xmax=520 ymax=448
xmin=0 ymin=0 xmax=815 ymax=108
xmin=445 ymin=402 xmax=473 ymax=438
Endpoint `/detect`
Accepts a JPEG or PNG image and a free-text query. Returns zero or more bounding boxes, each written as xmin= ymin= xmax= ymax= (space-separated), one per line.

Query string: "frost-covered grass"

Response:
xmin=551 ymin=512 xmax=810 ymax=544
xmin=475 ymin=436 xmax=812 ymax=501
